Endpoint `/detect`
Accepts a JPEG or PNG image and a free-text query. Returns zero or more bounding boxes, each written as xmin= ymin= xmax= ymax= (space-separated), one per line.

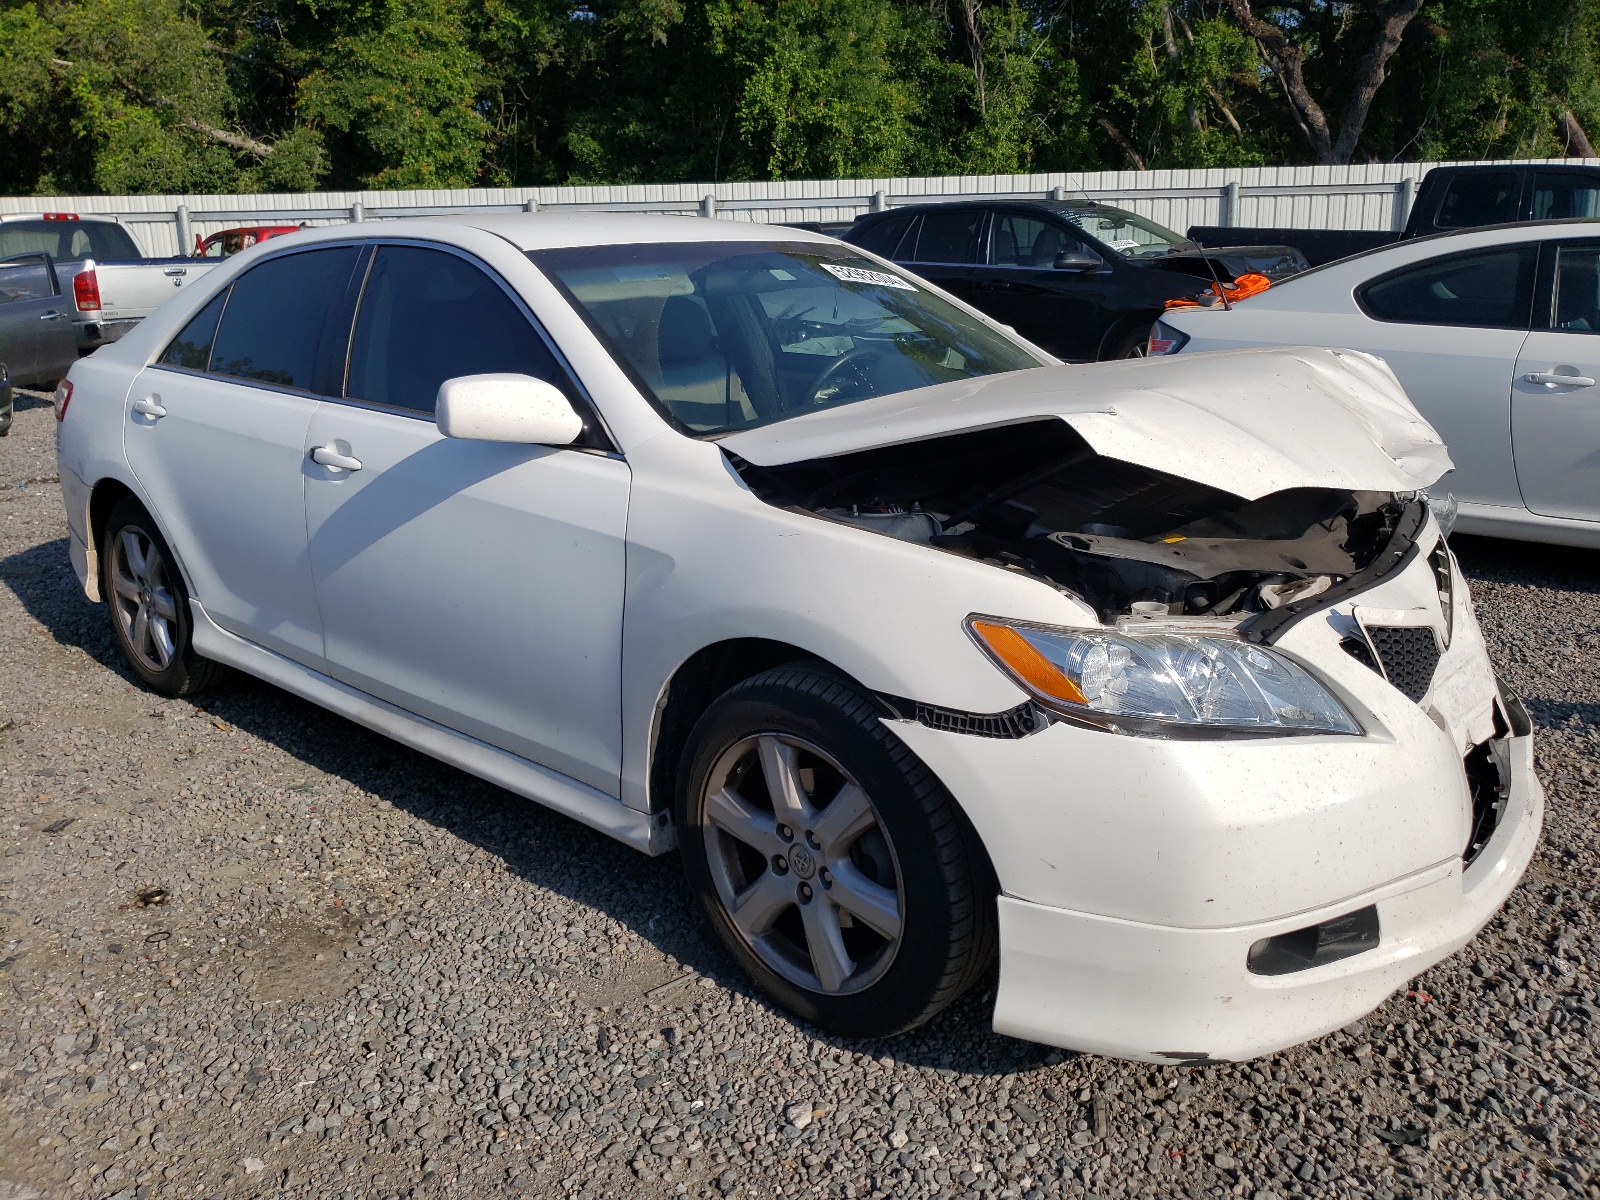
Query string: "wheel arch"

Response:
xmin=87 ymin=477 xmax=199 ymax=604
xmin=1096 ymin=309 xmax=1161 ymax=361
xmin=647 ymin=637 xmax=853 ymax=817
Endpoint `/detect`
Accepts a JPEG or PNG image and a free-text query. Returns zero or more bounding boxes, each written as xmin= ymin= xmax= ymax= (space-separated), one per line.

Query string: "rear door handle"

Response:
xmin=131 ymin=395 xmax=167 ymax=418
xmin=1524 ymin=371 xmax=1596 ymax=388
xmin=310 ymin=444 xmax=363 ymax=472
xmin=39 ymin=310 xmax=65 ymax=321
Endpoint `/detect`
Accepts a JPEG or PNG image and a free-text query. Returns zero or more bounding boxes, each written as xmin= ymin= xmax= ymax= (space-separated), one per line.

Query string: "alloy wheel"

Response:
xmin=109 ymin=525 xmax=180 ymax=673
xmin=700 ymin=733 xmax=904 ymax=995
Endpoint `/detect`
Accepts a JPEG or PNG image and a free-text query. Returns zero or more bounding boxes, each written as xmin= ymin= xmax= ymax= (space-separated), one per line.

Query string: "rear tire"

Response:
xmin=1111 ymin=324 xmax=1154 ymax=359
xmin=101 ymin=497 xmax=227 ymax=696
xmin=677 ymin=665 xmax=996 ymax=1038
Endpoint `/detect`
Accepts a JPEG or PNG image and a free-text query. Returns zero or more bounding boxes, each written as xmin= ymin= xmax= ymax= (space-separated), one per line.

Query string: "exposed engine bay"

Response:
xmin=730 ymin=419 xmax=1412 ymax=622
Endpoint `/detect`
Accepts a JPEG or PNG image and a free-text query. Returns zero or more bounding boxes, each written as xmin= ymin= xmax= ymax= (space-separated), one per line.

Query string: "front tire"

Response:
xmin=101 ymin=497 xmax=227 ymax=696
xmin=1111 ymin=323 xmax=1154 ymax=359
xmin=677 ymin=666 xmax=995 ymax=1037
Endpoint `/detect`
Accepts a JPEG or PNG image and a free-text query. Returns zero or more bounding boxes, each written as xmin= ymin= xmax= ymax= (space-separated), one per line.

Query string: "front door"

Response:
xmin=1511 ymin=239 xmax=1600 ymax=522
xmin=0 ymin=255 xmax=73 ymax=383
xmin=973 ymin=211 xmax=1102 ymax=360
xmin=124 ymin=244 xmax=366 ymax=665
xmin=303 ymin=244 xmax=629 ymax=795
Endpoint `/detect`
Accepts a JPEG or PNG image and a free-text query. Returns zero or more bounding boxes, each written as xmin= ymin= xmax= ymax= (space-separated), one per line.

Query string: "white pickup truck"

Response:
xmin=0 ymin=214 xmax=219 ymax=353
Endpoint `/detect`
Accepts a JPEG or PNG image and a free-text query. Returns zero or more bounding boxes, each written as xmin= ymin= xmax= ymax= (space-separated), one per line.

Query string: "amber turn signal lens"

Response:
xmin=970 ymin=620 xmax=1088 ymax=705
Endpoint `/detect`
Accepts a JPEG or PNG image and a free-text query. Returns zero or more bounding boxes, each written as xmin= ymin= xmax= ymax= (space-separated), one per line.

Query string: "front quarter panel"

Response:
xmin=617 ymin=429 xmax=1098 ymax=811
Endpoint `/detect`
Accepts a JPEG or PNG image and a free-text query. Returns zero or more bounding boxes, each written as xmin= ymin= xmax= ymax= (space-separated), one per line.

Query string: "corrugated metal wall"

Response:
xmin=2 ymin=159 xmax=1589 ymax=258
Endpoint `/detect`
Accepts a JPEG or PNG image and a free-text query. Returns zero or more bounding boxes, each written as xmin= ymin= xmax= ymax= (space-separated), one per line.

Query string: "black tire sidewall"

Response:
xmin=101 ymin=498 xmax=201 ymax=695
xmin=678 ymin=671 xmax=977 ymax=1038
xmin=1113 ymin=323 xmax=1154 ymax=359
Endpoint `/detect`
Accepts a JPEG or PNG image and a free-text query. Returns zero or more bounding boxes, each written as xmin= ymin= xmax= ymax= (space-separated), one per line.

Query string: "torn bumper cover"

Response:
xmin=988 ymin=727 xmax=1540 ymax=1063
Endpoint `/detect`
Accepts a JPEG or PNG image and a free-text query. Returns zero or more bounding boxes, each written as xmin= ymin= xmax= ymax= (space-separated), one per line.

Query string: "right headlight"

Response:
xmin=968 ymin=616 xmax=1362 ymax=738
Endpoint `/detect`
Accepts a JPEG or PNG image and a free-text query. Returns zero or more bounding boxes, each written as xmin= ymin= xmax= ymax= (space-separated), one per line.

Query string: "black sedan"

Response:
xmin=840 ymin=199 xmax=1306 ymax=361
xmin=0 ymin=252 xmax=77 ymax=436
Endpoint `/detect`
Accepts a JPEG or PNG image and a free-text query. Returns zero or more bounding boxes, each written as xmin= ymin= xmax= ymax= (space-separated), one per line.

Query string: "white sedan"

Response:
xmin=54 ymin=214 xmax=1539 ymax=1062
xmin=1152 ymin=219 xmax=1600 ymax=548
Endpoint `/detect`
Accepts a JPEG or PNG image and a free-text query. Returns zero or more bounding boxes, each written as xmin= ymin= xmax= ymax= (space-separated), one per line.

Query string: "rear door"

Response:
xmin=1353 ymin=244 xmax=1538 ymax=510
xmin=303 ymin=242 xmax=629 ymax=794
xmin=124 ymin=244 xmax=366 ymax=666
xmin=898 ymin=208 xmax=986 ymax=309
xmin=973 ymin=210 xmax=1102 ymax=360
xmin=0 ymin=255 xmax=72 ymax=383
xmin=1510 ymin=239 xmax=1600 ymax=521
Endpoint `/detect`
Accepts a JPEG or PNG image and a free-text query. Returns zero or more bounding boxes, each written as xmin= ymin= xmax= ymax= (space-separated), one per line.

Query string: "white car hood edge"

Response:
xmin=719 ymin=346 xmax=1453 ymax=501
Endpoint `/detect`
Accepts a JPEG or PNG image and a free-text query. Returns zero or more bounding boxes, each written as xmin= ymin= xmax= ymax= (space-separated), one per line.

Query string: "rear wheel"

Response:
xmin=678 ymin=666 xmax=995 ymax=1037
xmin=1111 ymin=324 xmax=1154 ymax=359
xmin=101 ymin=497 xmax=227 ymax=696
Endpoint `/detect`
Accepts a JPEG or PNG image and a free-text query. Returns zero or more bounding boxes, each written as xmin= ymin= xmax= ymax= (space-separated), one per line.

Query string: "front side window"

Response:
xmin=0 ymin=256 xmax=55 ymax=303
xmin=909 ymin=210 xmax=982 ymax=264
xmin=990 ymin=215 xmax=1077 ymax=267
xmin=208 ymin=246 xmax=363 ymax=391
xmin=534 ymin=242 xmax=1043 ymax=435
xmin=1061 ymin=207 xmax=1186 ymax=259
xmin=1532 ymin=173 xmax=1600 ymax=221
xmin=1358 ymin=246 xmax=1537 ymax=329
xmin=346 ymin=246 xmax=571 ymax=414
xmin=1435 ymin=172 xmax=1519 ymax=228
xmin=1553 ymin=243 xmax=1600 ymax=333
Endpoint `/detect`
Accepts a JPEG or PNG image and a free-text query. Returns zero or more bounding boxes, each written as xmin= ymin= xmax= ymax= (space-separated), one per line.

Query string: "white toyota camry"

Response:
xmin=55 ymin=215 xmax=1540 ymax=1062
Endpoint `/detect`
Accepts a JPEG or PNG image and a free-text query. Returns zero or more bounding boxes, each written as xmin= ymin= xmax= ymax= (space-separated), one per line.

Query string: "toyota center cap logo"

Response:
xmin=789 ymin=846 xmax=817 ymax=879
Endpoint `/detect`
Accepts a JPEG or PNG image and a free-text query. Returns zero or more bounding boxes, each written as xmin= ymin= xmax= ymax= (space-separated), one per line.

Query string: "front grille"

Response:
xmin=1365 ymin=625 xmax=1441 ymax=703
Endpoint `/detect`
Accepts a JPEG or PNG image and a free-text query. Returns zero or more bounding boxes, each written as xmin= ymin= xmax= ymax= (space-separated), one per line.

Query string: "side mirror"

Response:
xmin=1052 ymin=250 xmax=1104 ymax=272
xmin=435 ymin=374 xmax=584 ymax=445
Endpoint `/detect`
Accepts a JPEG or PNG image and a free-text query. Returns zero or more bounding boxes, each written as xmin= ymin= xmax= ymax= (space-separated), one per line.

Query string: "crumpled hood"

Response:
xmin=719 ymin=346 xmax=1452 ymax=501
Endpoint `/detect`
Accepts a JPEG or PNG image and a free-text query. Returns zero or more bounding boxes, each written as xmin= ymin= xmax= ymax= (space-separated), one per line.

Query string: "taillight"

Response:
xmin=53 ymin=379 xmax=73 ymax=422
xmin=73 ymin=267 xmax=101 ymax=312
xmin=1146 ymin=321 xmax=1190 ymax=355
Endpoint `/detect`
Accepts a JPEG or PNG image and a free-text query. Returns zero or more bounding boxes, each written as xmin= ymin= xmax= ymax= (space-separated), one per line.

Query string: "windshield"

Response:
xmin=1063 ymin=208 xmax=1189 ymax=260
xmin=533 ymin=242 xmax=1044 ymax=435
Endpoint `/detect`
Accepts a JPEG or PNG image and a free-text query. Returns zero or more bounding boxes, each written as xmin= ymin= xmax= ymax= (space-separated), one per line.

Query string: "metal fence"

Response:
xmin=2 ymin=158 xmax=1592 ymax=258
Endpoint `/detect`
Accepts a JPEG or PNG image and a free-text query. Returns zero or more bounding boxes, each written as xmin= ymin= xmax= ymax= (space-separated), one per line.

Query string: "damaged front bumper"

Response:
xmin=988 ymin=723 xmax=1540 ymax=1062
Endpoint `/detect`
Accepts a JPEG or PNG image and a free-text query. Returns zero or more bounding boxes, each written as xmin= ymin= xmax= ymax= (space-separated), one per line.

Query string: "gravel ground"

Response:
xmin=2 ymin=390 xmax=1598 ymax=1200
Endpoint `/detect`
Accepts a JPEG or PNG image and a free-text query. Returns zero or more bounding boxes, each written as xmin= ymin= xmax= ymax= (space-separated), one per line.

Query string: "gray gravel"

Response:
xmin=2 ymin=390 xmax=1598 ymax=1200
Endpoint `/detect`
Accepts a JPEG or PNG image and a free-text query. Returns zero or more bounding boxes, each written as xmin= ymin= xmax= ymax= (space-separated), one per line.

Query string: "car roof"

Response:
xmin=428 ymin=211 xmax=837 ymax=251
xmin=855 ymin=198 xmax=1126 ymax=221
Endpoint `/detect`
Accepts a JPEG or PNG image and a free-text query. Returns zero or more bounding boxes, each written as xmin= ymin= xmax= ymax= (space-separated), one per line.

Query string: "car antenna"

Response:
xmin=1196 ymin=241 xmax=1233 ymax=310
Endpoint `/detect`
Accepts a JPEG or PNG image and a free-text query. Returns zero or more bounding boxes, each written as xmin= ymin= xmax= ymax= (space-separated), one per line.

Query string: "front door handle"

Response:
xmin=310 ymin=444 xmax=363 ymax=472
xmin=1524 ymin=370 xmax=1596 ymax=388
xmin=130 ymin=395 xmax=167 ymax=418
xmin=39 ymin=310 xmax=66 ymax=321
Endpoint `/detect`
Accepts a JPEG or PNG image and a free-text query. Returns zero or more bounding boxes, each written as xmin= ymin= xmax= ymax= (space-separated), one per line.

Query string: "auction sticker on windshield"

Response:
xmin=821 ymin=263 xmax=918 ymax=290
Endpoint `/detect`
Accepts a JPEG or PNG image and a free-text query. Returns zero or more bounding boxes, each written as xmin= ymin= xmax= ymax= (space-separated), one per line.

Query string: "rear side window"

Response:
xmin=910 ymin=210 xmax=982 ymax=264
xmin=849 ymin=214 xmax=913 ymax=259
xmin=1358 ymin=246 xmax=1537 ymax=329
xmin=1531 ymin=172 xmax=1600 ymax=221
xmin=346 ymin=246 xmax=570 ymax=414
xmin=159 ymin=292 xmax=228 ymax=370
xmin=0 ymin=257 xmax=56 ymax=303
xmin=1552 ymin=243 xmax=1600 ymax=332
xmin=209 ymin=247 xmax=363 ymax=392
xmin=0 ymin=220 xmax=140 ymax=262
xmin=1433 ymin=173 xmax=1520 ymax=229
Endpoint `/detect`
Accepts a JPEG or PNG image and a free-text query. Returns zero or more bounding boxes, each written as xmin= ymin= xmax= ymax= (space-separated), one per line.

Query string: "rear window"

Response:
xmin=1357 ymin=246 xmax=1537 ymax=329
xmin=1531 ymin=172 xmax=1600 ymax=221
xmin=847 ymin=214 xmax=914 ymax=260
xmin=0 ymin=220 xmax=141 ymax=262
xmin=909 ymin=210 xmax=982 ymax=264
xmin=1434 ymin=173 xmax=1520 ymax=229
xmin=208 ymin=247 xmax=363 ymax=392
